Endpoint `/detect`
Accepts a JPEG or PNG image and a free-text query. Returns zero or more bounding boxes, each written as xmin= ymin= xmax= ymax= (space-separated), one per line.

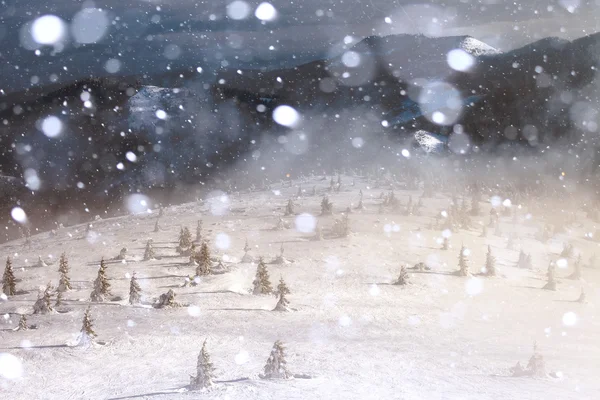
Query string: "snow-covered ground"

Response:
xmin=1 ymin=175 xmax=599 ymax=399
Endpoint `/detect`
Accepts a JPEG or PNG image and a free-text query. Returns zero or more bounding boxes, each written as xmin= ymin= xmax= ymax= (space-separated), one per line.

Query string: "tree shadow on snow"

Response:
xmin=107 ymin=388 xmax=185 ymax=400
xmin=0 ymin=344 xmax=68 ymax=350
xmin=405 ymin=270 xmax=455 ymax=276
xmin=183 ymin=290 xmax=245 ymax=296
xmin=208 ymin=307 xmax=271 ymax=312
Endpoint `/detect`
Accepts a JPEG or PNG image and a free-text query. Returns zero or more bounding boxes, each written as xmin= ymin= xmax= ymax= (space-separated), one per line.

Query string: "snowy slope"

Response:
xmin=1 ymin=174 xmax=599 ymax=399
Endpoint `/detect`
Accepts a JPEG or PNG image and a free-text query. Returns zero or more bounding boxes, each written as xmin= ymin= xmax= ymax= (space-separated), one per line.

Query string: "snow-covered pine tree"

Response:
xmin=57 ymin=252 xmax=72 ymax=292
xmin=36 ymin=256 xmax=48 ymax=268
xmin=456 ymin=245 xmax=470 ymax=276
xmin=116 ymin=247 xmax=128 ymax=260
xmin=129 ymin=273 xmax=142 ymax=305
xmin=320 ymin=196 xmax=333 ymax=215
xmin=355 ymin=190 xmax=364 ymax=210
xmin=154 ymin=218 xmax=160 ymax=232
xmin=526 ymin=342 xmax=546 ymax=377
xmin=296 ymin=185 xmax=302 ymax=198
xmin=190 ymin=339 xmax=216 ymax=390
xmin=393 ymin=265 xmax=409 ymax=285
xmin=241 ymin=239 xmax=253 ymax=263
xmin=179 ymin=227 xmax=192 ymax=249
xmin=483 ymin=245 xmax=496 ymax=276
xmin=252 ymin=258 xmax=273 ymax=295
xmin=567 ymin=254 xmax=582 ymax=280
xmin=195 ymin=242 xmax=212 ymax=276
xmin=260 ymin=340 xmax=291 ymax=379
xmin=273 ymin=276 xmax=291 ymax=311
xmin=196 ymin=220 xmax=203 ymax=242
xmin=17 ymin=314 xmax=28 ymax=331
xmin=2 ymin=256 xmax=16 ymax=296
xmin=312 ymin=224 xmax=323 ymax=241
xmin=143 ymin=239 xmax=155 ymax=261
xmin=542 ymin=263 xmax=557 ymax=291
xmin=284 ymin=199 xmax=294 ymax=216
xmin=188 ymin=243 xmax=198 ymax=266
xmin=442 ymin=237 xmax=449 ymax=251
xmin=33 ymin=283 xmax=54 ymax=314
xmin=155 ymin=289 xmax=180 ymax=308
xmin=332 ymin=214 xmax=350 ymax=237
xmin=90 ymin=258 xmax=111 ymax=302
xmin=506 ymin=235 xmax=514 ymax=250
xmin=81 ymin=306 xmax=97 ymax=338
xmin=577 ymin=287 xmax=586 ymax=303
xmin=560 ymin=242 xmax=574 ymax=258
xmin=525 ymin=254 xmax=533 ymax=269
xmin=55 ymin=290 xmax=63 ymax=307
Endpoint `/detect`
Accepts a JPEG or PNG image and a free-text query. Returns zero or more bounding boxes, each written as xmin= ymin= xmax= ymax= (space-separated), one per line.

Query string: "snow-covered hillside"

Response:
xmin=1 ymin=173 xmax=599 ymax=399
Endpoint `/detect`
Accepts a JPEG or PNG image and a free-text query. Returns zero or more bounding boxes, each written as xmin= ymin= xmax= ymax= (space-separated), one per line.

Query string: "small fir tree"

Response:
xmin=188 ymin=243 xmax=197 ymax=265
xmin=393 ymin=265 xmax=409 ymax=285
xmin=442 ymin=237 xmax=449 ymax=251
xmin=273 ymin=276 xmax=291 ymax=311
xmin=567 ymin=254 xmax=582 ymax=280
xmin=116 ymin=247 xmax=128 ymax=260
xmin=81 ymin=306 xmax=97 ymax=338
xmin=17 ymin=314 xmax=28 ymax=331
xmin=560 ymin=243 xmax=574 ymax=258
xmin=57 ymin=252 xmax=72 ymax=292
xmin=195 ymin=242 xmax=212 ymax=276
xmin=332 ymin=214 xmax=350 ymax=237
xmin=2 ymin=256 xmax=17 ymax=296
xmin=526 ymin=342 xmax=547 ymax=377
xmin=252 ymin=258 xmax=273 ymax=295
xmin=129 ymin=273 xmax=142 ymax=305
xmin=190 ymin=339 xmax=216 ymax=390
xmin=321 ymin=196 xmax=333 ymax=215
xmin=542 ymin=263 xmax=557 ymax=291
xmin=312 ymin=224 xmax=323 ymax=241
xmin=484 ymin=245 xmax=496 ymax=276
xmin=33 ymin=283 xmax=54 ymax=314
xmin=55 ymin=290 xmax=63 ymax=308
xmin=90 ymin=258 xmax=111 ymax=302
xmin=143 ymin=240 xmax=155 ymax=261
xmin=576 ymin=287 xmax=586 ymax=303
xmin=196 ymin=220 xmax=203 ymax=242
xmin=456 ymin=245 xmax=470 ymax=276
xmin=36 ymin=256 xmax=48 ymax=268
xmin=241 ymin=239 xmax=253 ymax=263
xmin=284 ymin=199 xmax=294 ymax=216
xmin=506 ymin=235 xmax=514 ymax=250
xmin=179 ymin=227 xmax=193 ymax=249
xmin=261 ymin=340 xmax=291 ymax=379
xmin=155 ymin=289 xmax=180 ymax=308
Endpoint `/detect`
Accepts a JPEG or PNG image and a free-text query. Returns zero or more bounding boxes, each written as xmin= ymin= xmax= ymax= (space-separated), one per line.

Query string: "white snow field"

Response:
xmin=1 ymin=175 xmax=599 ymax=400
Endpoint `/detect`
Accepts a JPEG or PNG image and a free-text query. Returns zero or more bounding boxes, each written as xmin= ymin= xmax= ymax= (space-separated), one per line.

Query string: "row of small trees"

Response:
xmin=191 ymin=339 xmax=293 ymax=390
